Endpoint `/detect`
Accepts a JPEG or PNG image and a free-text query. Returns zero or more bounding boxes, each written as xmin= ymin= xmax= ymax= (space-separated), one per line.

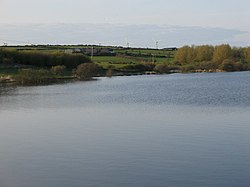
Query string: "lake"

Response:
xmin=0 ymin=72 xmax=250 ymax=187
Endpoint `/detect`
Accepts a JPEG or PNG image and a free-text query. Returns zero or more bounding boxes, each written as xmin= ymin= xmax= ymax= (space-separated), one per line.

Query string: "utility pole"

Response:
xmin=127 ymin=41 xmax=130 ymax=48
xmin=125 ymin=38 xmax=130 ymax=48
xmin=91 ymin=46 xmax=94 ymax=59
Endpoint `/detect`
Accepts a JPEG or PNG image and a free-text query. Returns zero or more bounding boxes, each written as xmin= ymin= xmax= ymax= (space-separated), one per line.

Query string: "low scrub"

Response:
xmin=119 ymin=64 xmax=153 ymax=72
xmin=154 ymin=64 xmax=178 ymax=74
xmin=15 ymin=69 xmax=55 ymax=85
xmin=181 ymin=64 xmax=196 ymax=72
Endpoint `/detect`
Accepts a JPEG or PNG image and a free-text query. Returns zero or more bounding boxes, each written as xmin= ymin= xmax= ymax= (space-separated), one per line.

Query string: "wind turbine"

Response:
xmin=152 ymin=38 xmax=160 ymax=49
xmin=94 ymin=40 xmax=104 ymax=47
xmin=125 ymin=38 xmax=130 ymax=48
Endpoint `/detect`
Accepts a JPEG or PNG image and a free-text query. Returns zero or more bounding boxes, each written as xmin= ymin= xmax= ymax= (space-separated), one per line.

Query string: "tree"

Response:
xmin=232 ymin=47 xmax=243 ymax=60
xmin=195 ymin=45 xmax=214 ymax=62
xmin=243 ymin=47 xmax=250 ymax=63
xmin=213 ymin=44 xmax=232 ymax=64
xmin=174 ymin=46 xmax=195 ymax=64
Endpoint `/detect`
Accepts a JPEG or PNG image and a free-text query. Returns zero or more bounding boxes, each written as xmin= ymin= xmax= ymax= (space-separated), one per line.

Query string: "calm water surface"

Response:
xmin=0 ymin=72 xmax=250 ymax=187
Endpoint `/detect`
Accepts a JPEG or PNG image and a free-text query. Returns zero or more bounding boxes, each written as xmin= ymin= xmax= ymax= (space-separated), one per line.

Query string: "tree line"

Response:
xmin=0 ymin=49 xmax=91 ymax=68
xmin=174 ymin=44 xmax=250 ymax=72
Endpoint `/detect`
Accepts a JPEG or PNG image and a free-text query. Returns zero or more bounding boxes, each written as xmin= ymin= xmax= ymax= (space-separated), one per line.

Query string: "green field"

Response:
xmin=0 ymin=45 xmax=176 ymax=70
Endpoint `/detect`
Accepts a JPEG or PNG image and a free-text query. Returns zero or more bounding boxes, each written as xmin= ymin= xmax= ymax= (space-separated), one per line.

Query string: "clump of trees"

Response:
xmin=14 ymin=62 xmax=102 ymax=85
xmin=174 ymin=44 xmax=250 ymax=72
xmin=0 ymin=49 xmax=91 ymax=68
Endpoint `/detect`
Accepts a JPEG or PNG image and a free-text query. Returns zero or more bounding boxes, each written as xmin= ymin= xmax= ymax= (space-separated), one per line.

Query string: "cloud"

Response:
xmin=0 ymin=23 xmax=248 ymax=47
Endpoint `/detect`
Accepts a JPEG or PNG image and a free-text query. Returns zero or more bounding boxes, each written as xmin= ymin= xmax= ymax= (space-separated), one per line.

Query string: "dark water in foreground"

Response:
xmin=0 ymin=72 xmax=250 ymax=187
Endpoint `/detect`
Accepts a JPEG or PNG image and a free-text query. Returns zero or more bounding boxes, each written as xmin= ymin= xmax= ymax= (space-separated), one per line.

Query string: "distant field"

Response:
xmin=0 ymin=45 xmax=176 ymax=70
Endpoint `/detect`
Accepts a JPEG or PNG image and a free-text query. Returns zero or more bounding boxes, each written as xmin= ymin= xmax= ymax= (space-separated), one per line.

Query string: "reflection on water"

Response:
xmin=0 ymin=72 xmax=250 ymax=187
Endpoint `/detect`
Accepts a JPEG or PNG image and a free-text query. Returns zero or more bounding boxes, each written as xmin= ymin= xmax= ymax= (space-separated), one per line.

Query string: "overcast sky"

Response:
xmin=1 ymin=0 xmax=250 ymax=47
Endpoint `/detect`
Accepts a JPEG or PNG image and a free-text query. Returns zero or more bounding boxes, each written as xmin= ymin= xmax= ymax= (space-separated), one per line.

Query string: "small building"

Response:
xmin=65 ymin=47 xmax=116 ymax=56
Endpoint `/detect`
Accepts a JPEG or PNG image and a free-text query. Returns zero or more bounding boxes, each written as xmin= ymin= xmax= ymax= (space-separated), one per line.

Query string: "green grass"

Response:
xmin=92 ymin=56 xmax=174 ymax=69
xmin=92 ymin=56 xmax=174 ymax=63
xmin=95 ymin=62 xmax=130 ymax=69
xmin=92 ymin=56 xmax=142 ymax=63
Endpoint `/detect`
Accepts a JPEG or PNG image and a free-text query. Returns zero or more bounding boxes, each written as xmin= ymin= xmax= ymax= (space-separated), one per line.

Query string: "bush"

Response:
xmin=106 ymin=68 xmax=113 ymax=78
xmin=198 ymin=61 xmax=218 ymax=70
xmin=51 ymin=65 xmax=66 ymax=75
xmin=143 ymin=63 xmax=155 ymax=71
xmin=219 ymin=59 xmax=238 ymax=72
xmin=154 ymin=64 xmax=177 ymax=74
xmin=75 ymin=63 xmax=101 ymax=80
xmin=119 ymin=64 xmax=151 ymax=72
xmin=241 ymin=63 xmax=250 ymax=71
xmin=181 ymin=64 xmax=196 ymax=72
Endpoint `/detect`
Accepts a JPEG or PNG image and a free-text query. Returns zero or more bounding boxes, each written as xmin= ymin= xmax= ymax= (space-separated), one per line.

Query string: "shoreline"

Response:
xmin=1 ymin=69 xmax=246 ymax=87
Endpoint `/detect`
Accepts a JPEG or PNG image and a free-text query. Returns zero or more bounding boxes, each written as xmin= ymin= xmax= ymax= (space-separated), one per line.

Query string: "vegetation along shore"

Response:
xmin=1 ymin=44 xmax=250 ymax=85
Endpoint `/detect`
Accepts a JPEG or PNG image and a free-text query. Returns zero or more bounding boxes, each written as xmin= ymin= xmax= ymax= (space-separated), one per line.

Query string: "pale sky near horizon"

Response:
xmin=1 ymin=0 xmax=250 ymax=30
xmin=1 ymin=0 xmax=250 ymax=46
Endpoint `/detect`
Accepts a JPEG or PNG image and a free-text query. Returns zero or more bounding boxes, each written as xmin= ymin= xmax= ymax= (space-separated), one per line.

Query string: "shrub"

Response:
xmin=219 ymin=59 xmax=238 ymax=72
xmin=51 ymin=65 xmax=66 ymax=75
xmin=75 ymin=63 xmax=101 ymax=80
xmin=106 ymin=68 xmax=113 ymax=78
xmin=198 ymin=61 xmax=218 ymax=70
xmin=119 ymin=64 xmax=150 ymax=72
xmin=181 ymin=64 xmax=196 ymax=72
xmin=143 ymin=63 xmax=155 ymax=71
